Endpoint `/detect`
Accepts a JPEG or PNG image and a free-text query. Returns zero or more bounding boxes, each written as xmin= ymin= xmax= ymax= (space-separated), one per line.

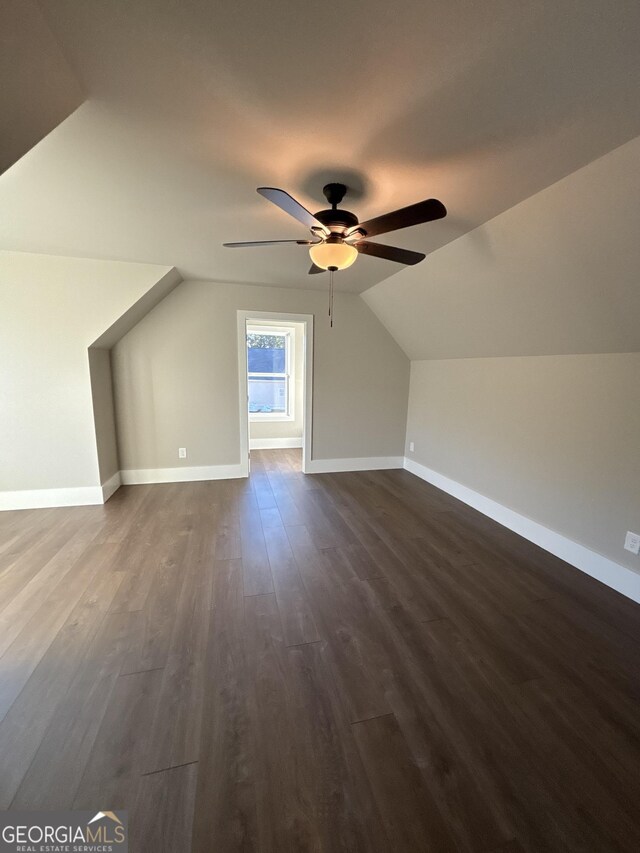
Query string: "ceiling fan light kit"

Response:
xmin=308 ymin=236 xmax=358 ymax=271
xmin=224 ymin=181 xmax=447 ymax=325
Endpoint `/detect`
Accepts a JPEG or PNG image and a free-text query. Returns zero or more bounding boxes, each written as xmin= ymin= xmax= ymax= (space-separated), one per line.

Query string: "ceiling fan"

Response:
xmin=224 ymin=182 xmax=446 ymax=323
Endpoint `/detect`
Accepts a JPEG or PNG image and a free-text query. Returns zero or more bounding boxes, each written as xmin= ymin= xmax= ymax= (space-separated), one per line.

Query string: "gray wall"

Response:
xmin=406 ymin=354 xmax=640 ymax=573
xmin=112 ymin=281 xmax=410 ymax=470
xmin=0 ymin=251 xmax=175 ymax=493
xmin=88 ymin=348 xmax=119 ymax=483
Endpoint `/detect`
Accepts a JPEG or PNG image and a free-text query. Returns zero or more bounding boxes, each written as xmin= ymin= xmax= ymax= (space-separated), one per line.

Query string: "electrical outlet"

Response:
xmin=624 ymin=531 xmax=640 ymax=555
xmin=178 ymin=447 xmax=187 ymax=459
xmin=409 ymin=441 xmax=415 ymax=452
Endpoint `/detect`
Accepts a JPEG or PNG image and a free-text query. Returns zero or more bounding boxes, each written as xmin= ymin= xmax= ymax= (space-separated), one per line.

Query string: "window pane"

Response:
xmin=248 ymin=376 xmax=287 ymax=413
xmin=247 ymin=333 xmax=286 ymax=373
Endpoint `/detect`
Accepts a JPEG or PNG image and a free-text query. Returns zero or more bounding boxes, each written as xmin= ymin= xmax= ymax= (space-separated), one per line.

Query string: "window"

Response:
xmin=247 ymin=326 xmax=293 ymax=420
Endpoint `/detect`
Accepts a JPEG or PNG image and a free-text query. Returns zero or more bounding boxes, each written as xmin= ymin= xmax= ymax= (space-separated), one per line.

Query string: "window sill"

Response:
xmin=249 ymin=414 xmax=294 ymax=423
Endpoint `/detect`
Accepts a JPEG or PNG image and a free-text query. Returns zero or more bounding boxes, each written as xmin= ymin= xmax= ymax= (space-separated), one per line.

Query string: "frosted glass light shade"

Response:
xmin=309 ymin=240 xmax=358 ymax=270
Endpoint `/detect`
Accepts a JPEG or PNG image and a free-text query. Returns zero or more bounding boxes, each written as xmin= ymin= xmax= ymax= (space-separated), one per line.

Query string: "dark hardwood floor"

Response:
xmin=1 ymin=449 xmax=639 ymax=851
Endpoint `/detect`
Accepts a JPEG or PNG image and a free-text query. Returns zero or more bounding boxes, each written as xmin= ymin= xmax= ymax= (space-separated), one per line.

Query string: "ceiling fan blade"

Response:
xmin=356 ymin=241 xmax=426 ymax=265
xmin=308 ymin=263 xmax=325 ymax=274
xmin=354 ymin=198 xmax=446 ymax=238
xmin=223 ymin=239 xmax=315 ymax=247
xmin=257 ymin=187 xmax=330 ymax=235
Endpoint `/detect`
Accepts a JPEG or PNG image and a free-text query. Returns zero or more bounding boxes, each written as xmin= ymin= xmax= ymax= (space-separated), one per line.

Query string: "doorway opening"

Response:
xmin=237 ymin=311 xmax=313 ymax=475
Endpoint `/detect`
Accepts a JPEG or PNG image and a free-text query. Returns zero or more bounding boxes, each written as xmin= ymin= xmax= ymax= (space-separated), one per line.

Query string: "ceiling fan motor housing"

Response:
xmin=314 ymin=207 xmax=359 ymax=232
xmin=313 ymin=183 xmax=361 ymax=236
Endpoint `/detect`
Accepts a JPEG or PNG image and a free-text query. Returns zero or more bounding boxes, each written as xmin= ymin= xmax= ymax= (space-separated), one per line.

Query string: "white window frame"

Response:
xmin=247 ymin=325 xmax=294 ymax=422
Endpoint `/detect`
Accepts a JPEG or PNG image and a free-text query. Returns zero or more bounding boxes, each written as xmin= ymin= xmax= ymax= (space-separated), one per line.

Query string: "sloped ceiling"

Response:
xmin=0 ymin=0 xmax=83 ymax=174
xmin=363 ymin=136 xmax=640 ymax=359
xmin=1 ymin=0 xmax=639 ymax=294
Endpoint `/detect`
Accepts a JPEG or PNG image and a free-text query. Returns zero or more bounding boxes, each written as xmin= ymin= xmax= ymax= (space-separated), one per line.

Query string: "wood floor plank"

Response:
xmin=350 ymin=581 xmax=514 ymax=851
xmin=298 ymin=489 xmax=356 ymax=550
xmin=0 ymin=510 xmax=101 ymax=612
xmin=271 ymin=489 xmax=307 ymax=527
xmin=214 ymin=484 xmax=242 ymax=561
xmin=250 ymin=470 xmax=277 ymax=510
xmin=2 ymin=448 xmax=639 ymax=852
xmin=12 ymin=610 xmax=139 ymax=809
xmin=119 ymin=528 xmax=192 ymax=675
xmin=108 ymin=487 xmax=190 ymax=614
xmin=457 ymin=504 xmax=640 ymax=643
xmin=286 ymin=526 xmax=391 ymax=722
xmin=142 ymin=521 xmax=213 ymax=773
xmin=512 ymin=598 xmax=640 ymax=746
xmin=131 ymin=763 xmax=198 ymax=853
xmin=0 ymin=508 xmax=60 ymax=572
xmin=244 ymin=591 xmax=316 ymax=852
xmin=330 ymin=502 xmax=448 ymax=623
xmin=262 ymin=523 xmax=320 ymax=647
xmin=239 ymin=508 xmax=274 ymax=597
xmin=0 ymin=564 xmax=125 ymax=808
xmin=490 ymin=842 xmax=526 ymax=853
xmin=73 ymin=667 xmax=163 ymax=810
xmin=508 ymin=675 xmax=640 ymax=849
xmin=406 ymin=622 xmax=558 ymax=849
xmin=0 ymin=543 xmax=118 ymax=723
xmin=283 ymin=641 xmax=391 ymax=852
xmin=417 ymin=616 xmax=616 ymax=851
xmin=333 ymin=540 xmax=382 ymax=581
xmin=193 ymin=558 xmax=258 ymax=852
xmin=353 ymin=713 xmax=457 ymax=852
xmin=91 ymin=483 xmax=151 ymax=545
xmin=0 ymin=523 xmax=106 ymax=656
xmin=369 ymin=530 xmax=541 ymax=684
xmin=259 ymin=506 xmax=283 ymax=529
xmin=436 ymin=510 xmax=557 ymax=604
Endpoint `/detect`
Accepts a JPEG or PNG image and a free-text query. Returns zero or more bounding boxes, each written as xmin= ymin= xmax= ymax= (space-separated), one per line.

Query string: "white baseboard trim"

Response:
xmin=0 ymin=485 xmax=105 ymax=511
xmin=404 ymin=457 xmax=640 ymax=605
xmin=250 ymin=437 xmax=303 ymax=450
xmin=101 ymin=472 xmax=121 ymax=502
xmin=305 ymin=456 xmax=404 ymax=474
xmin=120 ymin=463 xmax=246 ymax=485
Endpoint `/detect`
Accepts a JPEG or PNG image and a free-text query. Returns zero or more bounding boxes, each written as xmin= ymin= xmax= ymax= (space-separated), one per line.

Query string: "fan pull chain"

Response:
xmin=329 ymin=268 xmax=334 ymax=327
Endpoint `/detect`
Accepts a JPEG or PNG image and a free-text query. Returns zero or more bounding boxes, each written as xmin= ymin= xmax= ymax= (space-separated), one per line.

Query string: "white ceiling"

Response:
xmin=1 ymin=0 xmax=640 ymax=293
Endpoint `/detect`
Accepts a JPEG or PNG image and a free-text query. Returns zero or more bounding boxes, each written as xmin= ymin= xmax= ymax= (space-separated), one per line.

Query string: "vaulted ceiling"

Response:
xmin=363 ymin=135 xmax=640 ymax=359
xmin=2 ymin=0 xmax=640 ymax=294
xmin=0 ymin=1 xmax=83 ymax=173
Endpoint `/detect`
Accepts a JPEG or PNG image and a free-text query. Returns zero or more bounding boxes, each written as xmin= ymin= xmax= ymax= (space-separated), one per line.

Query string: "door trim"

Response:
xmin=237 ymin=311 xmax=314 ymax=476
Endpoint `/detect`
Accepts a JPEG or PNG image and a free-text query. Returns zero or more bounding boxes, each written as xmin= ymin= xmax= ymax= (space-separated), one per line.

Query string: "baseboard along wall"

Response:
xmin=404 ymin=456 xmax=640 ymax=605
xmin=101 ymin=471 xmax=122 ymax=501
xmin=0 ymin=456 xmax=403 ymax=509
xmin=120 ymin=463 xmax=246 ymax=485
xmin=304 ymin=456 xmax=404 ymax=474
xmin=122 ymin=456 xmax=404 ymax=482
xmin=249 ymin=437 xmax=303 ymax=450
xmin=0 ymin=485 xmax=105 ymax=511
xmin=0 ymin=471 xmax=122 ymax=511
xmin=4 ymin=454 xmax=636 ymax=605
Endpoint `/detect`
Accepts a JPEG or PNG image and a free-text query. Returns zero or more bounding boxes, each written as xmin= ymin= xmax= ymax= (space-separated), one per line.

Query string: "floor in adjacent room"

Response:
xmin=1 ymin=449 xmax=639 ymax=851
